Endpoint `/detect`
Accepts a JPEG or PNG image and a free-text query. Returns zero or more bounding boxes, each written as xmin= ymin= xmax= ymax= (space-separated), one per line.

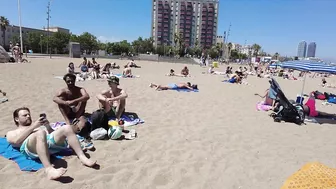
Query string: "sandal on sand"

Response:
xmin=124 ymin=129 xmax=137 ymax=140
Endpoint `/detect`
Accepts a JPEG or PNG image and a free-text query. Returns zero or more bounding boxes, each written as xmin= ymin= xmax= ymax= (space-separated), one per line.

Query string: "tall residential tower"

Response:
xmin=297 ymin=41 xmax=307 ymax=58
xmin=307 ymin=42 xmax=316 ymax=57
xmin=151 ymin=0 xmax=219 ymax=49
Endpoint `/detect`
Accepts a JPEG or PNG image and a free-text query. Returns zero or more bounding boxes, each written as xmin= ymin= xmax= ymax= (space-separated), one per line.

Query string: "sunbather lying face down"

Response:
xmin=149 ymin=82 xmax=198 ymax=91
xmin=53 ymin=73 xmax=90 ymax=125
xmin=96 ymin=76 xmax=128 ymax=121
xmin=6 ymin=107 xmax=96 ymax=180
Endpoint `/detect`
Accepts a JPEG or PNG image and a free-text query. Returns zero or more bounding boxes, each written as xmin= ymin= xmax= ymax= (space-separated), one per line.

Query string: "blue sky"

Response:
xmin=1 ymin=0 xmax=335 ymax=61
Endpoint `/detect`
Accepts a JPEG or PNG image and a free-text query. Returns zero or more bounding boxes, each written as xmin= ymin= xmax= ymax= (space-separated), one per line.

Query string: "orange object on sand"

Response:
xmin=281 ymin=162 xmax=336 ymax=189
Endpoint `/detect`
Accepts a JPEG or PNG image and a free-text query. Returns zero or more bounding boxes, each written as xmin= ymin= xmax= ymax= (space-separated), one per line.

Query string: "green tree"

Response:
xmin=10 ymin=35 xmax=20 ymax=44
xmin=77 ymin=32 xmax=98 ymax=53
xmin=26 ymin=32 xmax=45 ymax=53
xmin=273 ymin=52 xmax=280 ymax=60
xmin=50 ymin=32 xmax=70 ymax=53
xmin=0 ymin=16 xmax=10 ymax=48
xmin=70 ymin=34 xmax=79 ymax=43
xmin=251 ymin=43 xmax=261 ymax=58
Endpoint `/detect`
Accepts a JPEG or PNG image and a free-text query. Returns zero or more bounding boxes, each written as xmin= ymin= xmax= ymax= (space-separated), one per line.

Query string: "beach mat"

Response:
xmin=112 ymin=74 xmax=140 ymax=78
xmin=51 ymin=113 xmax=145 ymax=130
xmin=281 ymin=162 xmax=336 ymax=189
xmin=172 ymin=88 xmax=199 ymax=92
xmin=0 ymin=137 xmax=72 ymax=171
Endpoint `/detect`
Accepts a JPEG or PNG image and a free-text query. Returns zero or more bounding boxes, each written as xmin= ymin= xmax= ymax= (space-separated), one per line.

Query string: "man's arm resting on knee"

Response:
xmin=96 ymin=90 xmax=111 ymax=102
xmin=53 ymin=89 xmax=68 ymax=106
xmin=71 ymin=88 xmax=90 ymax=104
xmin=110 ymin=90 xmax=128 ymax=101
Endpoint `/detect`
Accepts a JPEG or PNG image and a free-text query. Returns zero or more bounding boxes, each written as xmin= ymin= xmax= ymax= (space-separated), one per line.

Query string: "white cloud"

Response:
xmin=97 ymin=36 xmax=121 ymax=43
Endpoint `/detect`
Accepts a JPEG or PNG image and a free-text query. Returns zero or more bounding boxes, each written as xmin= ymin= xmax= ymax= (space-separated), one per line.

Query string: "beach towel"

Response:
xmin=0 ymin=97 xmax=8 ymax=103
xmin=51 ymin=113 xmax=144 ymax=130
xmin=112 ymin=74 xmax=140 ymax=78
xmin=281 ymin=162 xmax=336 ymax=189
xmin=0 ymin=137 xmax=71 ymax=171
xmin=172 ymin=88 xmax=199 ymax=92
xmin=256 ymin=101 xmax=273 ymax=111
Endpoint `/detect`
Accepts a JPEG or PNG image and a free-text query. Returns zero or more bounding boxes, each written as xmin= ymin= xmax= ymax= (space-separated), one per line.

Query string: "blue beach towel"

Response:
xmin=172 ymin=88 xmax=199 ymax=92
xmin=0 ymin=137 xmax=72 ymax=171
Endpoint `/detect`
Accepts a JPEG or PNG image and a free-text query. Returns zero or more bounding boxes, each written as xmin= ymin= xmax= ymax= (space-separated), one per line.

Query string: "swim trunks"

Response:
xmin=20 ymin=132 xmax=68 ymax=159
xmin=168 ymin=83 xmax=178 ymax=89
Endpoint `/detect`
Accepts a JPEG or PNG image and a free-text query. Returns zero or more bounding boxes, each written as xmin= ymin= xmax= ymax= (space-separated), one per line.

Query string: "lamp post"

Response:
xmin=40 ymin=34 xmax=43 ymax=53
xmin=17 ymin=0 xmax=23 ymax=53
xmin=46 ymin=0 xmax=52 ymax=58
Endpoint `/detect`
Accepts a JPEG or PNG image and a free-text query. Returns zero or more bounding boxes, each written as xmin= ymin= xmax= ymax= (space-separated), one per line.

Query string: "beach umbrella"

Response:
xmin=280 ymin=60 xmax=336 ymax=102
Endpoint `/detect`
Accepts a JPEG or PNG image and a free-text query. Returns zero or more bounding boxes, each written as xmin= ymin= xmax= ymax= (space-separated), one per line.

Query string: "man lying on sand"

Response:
xmin=6 ymin=107 xmax=96 ymax=180
xmin=96 ymin=76 xmax=128 ymax=121
xmin=53 ymin=73 xmax=90 ymax=125
xmin=149 ymin=82 xmax=198 ymax=91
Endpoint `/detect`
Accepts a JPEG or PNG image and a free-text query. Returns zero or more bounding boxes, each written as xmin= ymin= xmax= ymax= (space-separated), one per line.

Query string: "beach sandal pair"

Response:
xmin=123 ymin=129 xmax=137 ymax=140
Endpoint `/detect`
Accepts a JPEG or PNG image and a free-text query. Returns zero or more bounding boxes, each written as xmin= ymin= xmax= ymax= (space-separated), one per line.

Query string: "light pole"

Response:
xmin=17 ymin=0 xmax=23 ymax=53
xmin=40 ymin=34 xmax=43 ymax=53
xmin=46 ymin=0 xmax=52 ymax=58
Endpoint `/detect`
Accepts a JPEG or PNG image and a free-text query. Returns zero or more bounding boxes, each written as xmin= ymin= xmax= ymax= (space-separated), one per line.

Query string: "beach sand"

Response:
xmin=0 ymin=57 xmax=336 ymax=189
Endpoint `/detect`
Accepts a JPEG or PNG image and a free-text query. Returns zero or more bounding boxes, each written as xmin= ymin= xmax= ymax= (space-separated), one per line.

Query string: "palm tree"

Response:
xmin=227 ymin=42 xmax=233 ymax=60
xmin=273 ymin=52 xmax=280 ymax=60
xmin=251 ymin=43 xmax=261 ymax=58
xmin=0 ymin=16 xmax=10 ymax=47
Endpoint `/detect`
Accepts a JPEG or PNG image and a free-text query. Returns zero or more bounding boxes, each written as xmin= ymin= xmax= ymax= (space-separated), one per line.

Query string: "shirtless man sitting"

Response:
xmin=123 ymin=65 xmax=133 ymax=77
xmin=6 ymin=107 xmax=96 ymax=180
xmin=181 ymin=66 xmax=190 ymax=77
xmin=53 ymin=73 xmax=90 ymax=124
xmin=149 ymin=82 xmax=198 ymax=91
xmin=96 ymin=76 xmax=128 ymax=121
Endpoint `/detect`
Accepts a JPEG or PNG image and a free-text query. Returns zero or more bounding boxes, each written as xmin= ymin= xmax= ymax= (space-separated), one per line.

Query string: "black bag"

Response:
xmin=90 ymin=109 xmax=109 ymax=132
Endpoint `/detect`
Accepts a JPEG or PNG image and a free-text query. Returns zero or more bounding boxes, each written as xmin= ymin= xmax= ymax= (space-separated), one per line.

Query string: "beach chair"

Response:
xmin=269 ymin=78 xmax=305 ymax=125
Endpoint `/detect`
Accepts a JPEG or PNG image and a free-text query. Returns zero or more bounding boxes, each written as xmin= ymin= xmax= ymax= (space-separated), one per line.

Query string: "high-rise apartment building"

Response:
xmin=307 ymin=42 xmax=316 ymax=57
xmin=151 ymin=0 xmax=219 ymax=49
xmin=297 ymin=41 xmax=307 ymax=58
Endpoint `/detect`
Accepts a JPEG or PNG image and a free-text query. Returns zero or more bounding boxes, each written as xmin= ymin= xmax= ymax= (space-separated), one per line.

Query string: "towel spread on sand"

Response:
xmin=0 ymin=137 xmax=72 ymax=171
xmin=51 ymin=113 xmax=145 ymax=130
xmin=281 ymin=162 xmax=336 ymax=189
xmin=172 ymin=88 xmax=199 ymax=92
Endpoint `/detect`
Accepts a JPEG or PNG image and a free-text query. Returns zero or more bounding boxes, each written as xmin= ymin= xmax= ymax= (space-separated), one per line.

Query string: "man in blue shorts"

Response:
xmin=149 ymin=82 xmax=198 ymax=91
xmin=6 ymin=107 xmax=96 ymax=180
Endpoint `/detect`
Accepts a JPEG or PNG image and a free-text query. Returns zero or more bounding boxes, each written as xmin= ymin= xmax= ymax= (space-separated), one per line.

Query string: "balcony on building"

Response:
xmin=202 ymin=17 xmax=207 ymax=21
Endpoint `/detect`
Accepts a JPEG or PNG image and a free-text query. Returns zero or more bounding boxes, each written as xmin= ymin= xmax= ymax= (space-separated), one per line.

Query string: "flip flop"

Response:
xmin=124 ymin=129 xmax=137 ymax=140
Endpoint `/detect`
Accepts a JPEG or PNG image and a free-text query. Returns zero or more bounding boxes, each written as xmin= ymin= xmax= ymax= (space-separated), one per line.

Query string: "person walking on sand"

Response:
xmin=6 ymin=107 xmax=96 ymax=180
xmin=96 ymin=76 xmax=128 ymax=121
xmin=53 ymin=73 xmax=90 ymax=125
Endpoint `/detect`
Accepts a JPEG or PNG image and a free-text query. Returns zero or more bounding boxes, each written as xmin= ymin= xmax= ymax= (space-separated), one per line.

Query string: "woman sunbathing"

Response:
xmin=302 ymin=92 xmax=336 ymax=118
xmin=149 ymin=82 xmax=198 ymax=91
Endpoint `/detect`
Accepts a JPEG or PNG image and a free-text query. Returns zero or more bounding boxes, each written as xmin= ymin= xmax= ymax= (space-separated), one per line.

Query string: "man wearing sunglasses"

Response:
xmin=96 ymin=76 xmax=128 ymax=121
xmin=53 ymin=73 xmax=90 ymax=125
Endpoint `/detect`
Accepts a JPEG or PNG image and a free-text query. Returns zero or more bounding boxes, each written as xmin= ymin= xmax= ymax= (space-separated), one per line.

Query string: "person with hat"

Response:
xmin=96 ymin=76 xmax=128 ymax=121
xmin=53 ymin=73 xmax=90 ymax=124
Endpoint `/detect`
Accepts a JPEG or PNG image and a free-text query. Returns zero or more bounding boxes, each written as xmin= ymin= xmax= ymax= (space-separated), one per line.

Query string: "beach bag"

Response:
xmin=314 ymin=91 xmax=326 ymax=100
xmin=90 ymin=109 xmax=109 ymax=132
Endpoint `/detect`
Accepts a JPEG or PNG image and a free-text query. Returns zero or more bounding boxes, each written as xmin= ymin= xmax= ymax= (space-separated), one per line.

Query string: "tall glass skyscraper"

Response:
xmin=307 ymin=42 xmax=316 ymax=57
xmin=297 ymin=41 xmax=307 ymax=58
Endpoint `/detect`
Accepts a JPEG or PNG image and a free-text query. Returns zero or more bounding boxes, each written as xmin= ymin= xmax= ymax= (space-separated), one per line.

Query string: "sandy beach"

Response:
xmin=0 ymin=57 xmax=336 ymax=189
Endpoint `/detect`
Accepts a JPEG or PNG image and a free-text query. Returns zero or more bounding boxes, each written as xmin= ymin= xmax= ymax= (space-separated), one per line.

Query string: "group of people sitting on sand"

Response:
xmin=6 ymin=73 xmax=132 ymax=180
xmin=66 ymin=57 xmax=140 ymax=81
xmin=166 ymin=66 xmax=191 ymax=77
